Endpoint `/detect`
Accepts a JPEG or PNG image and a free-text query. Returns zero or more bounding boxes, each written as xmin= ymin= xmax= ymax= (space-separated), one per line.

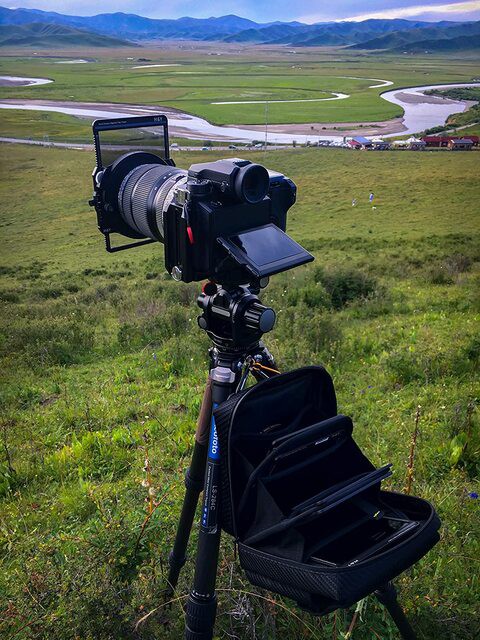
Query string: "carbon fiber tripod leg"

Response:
xmin=166 ymin=379 xmax=213 ymax=597
xmin=375 ymin=583 xmax=417 ymax=640
xmin=184 ymin=365 xmax=238 ymax=640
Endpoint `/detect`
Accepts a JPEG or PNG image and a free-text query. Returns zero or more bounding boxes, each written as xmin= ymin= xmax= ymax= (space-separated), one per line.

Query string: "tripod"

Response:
xmin=165 ymin=281 xmax=418 ymax=640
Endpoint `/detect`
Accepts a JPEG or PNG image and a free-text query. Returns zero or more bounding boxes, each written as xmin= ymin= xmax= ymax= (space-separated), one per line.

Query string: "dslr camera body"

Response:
xmin=90 ymin=114 xmax=312 ymax=285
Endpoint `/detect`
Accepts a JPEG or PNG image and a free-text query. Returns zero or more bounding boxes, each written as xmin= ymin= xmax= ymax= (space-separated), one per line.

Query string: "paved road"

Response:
xmin=0 ymin=137 xmax=288 ymax=152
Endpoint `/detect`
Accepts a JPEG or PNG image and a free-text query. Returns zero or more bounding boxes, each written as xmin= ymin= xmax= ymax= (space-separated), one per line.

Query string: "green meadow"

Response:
xmin=0 ymin=142 xmax=479 ymax=639
xmin=0 ymin=46 xmax=479 ymax=125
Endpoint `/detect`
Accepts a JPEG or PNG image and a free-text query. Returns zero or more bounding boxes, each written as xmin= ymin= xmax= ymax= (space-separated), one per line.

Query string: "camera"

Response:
xmin=90 ymin=114 xmax=313 ymax=285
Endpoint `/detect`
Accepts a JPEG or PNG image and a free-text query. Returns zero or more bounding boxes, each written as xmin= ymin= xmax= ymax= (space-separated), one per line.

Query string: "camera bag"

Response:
xmin=214 ymin=366 xmax=441 ymax=614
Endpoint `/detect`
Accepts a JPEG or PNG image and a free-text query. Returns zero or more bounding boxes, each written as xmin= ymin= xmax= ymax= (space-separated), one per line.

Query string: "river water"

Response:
xmin=381 ymin=83 xmax=480 ymax=137
xmin=0 ymin=76 xmax=478 ymax=144
xmin=0 ymin=75 xmax=53 ymax=86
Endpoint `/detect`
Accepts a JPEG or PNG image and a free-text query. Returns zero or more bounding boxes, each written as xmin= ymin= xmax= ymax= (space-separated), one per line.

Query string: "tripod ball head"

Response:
xmin=197 ymin=282 xmax=276 ymax=348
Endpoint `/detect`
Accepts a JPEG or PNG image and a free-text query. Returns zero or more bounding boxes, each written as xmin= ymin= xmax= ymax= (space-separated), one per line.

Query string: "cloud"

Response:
xmin=300 ymin=0 xmax=480 ymax=23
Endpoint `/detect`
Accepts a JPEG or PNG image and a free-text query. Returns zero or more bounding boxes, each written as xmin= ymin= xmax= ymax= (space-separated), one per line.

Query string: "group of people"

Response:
xmin=352 ymin=192 xmax=376 ymax=209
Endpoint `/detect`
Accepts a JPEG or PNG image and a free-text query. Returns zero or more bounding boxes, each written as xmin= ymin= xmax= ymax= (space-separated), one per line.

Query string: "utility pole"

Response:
xmin=264 ymin=101 xmax=268 ymax=151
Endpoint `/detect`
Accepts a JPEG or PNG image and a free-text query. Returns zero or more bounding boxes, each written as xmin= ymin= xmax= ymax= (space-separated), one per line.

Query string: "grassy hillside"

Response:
xmin=0 ymin=22 xmax=136 ymax=48
xmin=0 ymin=143 xmax=479 ymax=639
xmin=350 ymin=21 xmax=480 ymax=52
xmin=397 ymin=35 xmax=480 ymax=53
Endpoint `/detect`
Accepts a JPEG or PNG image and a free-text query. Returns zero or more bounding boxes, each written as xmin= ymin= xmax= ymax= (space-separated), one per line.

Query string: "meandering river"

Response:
xmin=0 ymin=76 xmax=478 ymax=144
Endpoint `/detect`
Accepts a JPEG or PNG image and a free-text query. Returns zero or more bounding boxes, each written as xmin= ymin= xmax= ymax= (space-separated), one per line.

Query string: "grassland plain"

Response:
xmin=0 ymin=46 xmax=479 ymax=126
xmin=0 ymin=142 xmax=479 ymax=640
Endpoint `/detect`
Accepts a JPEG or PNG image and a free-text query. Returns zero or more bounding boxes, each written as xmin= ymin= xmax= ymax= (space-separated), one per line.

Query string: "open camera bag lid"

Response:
xmin=214 ymin=366 xmax=441 ymax=614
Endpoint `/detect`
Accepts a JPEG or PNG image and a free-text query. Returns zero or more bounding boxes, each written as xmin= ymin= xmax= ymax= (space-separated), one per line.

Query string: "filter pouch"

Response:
xmin=214 ymin=366 xmax=440 ymax=614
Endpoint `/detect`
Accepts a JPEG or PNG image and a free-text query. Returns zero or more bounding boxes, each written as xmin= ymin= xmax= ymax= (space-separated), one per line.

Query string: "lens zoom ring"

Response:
xmin=129 ymin=166 xmax=169 ymax=238
xmin=153 ymin=173 xmax=186 ymax=237
xmin=119 ymin=164 xmax=155 ymax=234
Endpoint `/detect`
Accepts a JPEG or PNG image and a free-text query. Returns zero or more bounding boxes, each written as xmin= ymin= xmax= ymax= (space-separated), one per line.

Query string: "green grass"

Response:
xmin=0 ymin=47 xmax=479 ymax=125
xmin=0 ymin=143 xmax=479 ymax=640
xmin=455 ymin=123 xmax=480 ymax=136
xmin=0 ymin=109 xmax=247 ymax=147
xmin=0 ymin=109 xmax=92 ymax=141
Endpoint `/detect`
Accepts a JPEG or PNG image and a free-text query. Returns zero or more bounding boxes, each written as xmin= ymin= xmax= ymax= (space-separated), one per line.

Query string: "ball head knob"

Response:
xmin=244 ymin=302 xmax=276 ymax=333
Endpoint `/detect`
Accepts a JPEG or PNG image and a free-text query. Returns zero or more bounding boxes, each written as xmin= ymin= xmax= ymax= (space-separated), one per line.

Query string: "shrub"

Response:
xmin=300 ymin=283 xmax=331 ymax=309
xmin=0 ymin=289 xmax=20 ymax=303
xmin=35 ymin=286 xmax=64 ymax=300
xmin=426 ymin=263 xmax=455 ymax=285
xmin=0 ymin=314 xmax=95 ymax=365
xmin=285 ymin=282 xmax=331 ymax=309
xmin=425 ymin=254 xmax=472 ymax=285
xmin=314 ymin=266 xmax=378 ymax=309
xmin=276 ymin=308 xmax=341 ymax=367
xmin=118 ymin=304 xmax=190 ymax=348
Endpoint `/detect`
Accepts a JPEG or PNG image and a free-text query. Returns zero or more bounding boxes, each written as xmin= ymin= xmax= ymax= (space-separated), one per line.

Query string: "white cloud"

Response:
xmin=300 ymin=0 xmax=480 ymax=23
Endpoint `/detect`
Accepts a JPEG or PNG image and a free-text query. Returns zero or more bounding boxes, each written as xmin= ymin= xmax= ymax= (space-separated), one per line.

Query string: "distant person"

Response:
xmin=369 ymin=192 xmax=374 ymax=203
xmin=352 ymin=198 xmax=357 ymax=207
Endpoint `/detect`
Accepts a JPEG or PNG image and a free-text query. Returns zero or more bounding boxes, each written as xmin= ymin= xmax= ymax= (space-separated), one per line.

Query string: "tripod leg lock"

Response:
xmin=185 ymin=467 xmax=205 ymax=493
xmin=168 ymin=549 xmax=187 ymax=573
xmin=185 ymin=594 xmax=217 ymax=640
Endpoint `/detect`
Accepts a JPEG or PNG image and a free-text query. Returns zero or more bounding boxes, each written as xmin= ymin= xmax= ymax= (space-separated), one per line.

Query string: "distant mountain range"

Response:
xmin=223 ymin=19 xmax=457 ymax=46
xmin=0 ymin=22 xmax=135 ymax=47
xmin=349 ymin=20 xmax=480 ymax=51
xmin=0 ymin=8 xmax=292 ymax=41
xmin=0 ymin=6 xmax=478 ymax=52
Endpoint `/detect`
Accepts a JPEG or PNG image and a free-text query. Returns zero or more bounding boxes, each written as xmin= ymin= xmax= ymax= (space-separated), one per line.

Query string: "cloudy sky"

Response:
xmin=9 ymin=0 xmax=480 ymax=22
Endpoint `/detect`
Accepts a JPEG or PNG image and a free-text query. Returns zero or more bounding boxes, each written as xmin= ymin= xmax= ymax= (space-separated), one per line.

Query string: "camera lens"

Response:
xmin=118 ymin=164 xmax=187 ymax=242
xmin=234 ymin=163 xmax=270 ymax=204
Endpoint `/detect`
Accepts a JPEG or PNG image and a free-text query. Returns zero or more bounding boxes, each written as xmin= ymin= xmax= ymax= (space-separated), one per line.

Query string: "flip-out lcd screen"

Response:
xmin=218 ymin=224 xmax=313 ymax=279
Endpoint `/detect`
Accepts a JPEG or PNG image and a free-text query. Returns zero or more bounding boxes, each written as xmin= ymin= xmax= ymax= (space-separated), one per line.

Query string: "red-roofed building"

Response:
xmin=422 ymin=135 xmax=479 ymax=147
xmin=348 ymin=136 xmax=373 ymax=149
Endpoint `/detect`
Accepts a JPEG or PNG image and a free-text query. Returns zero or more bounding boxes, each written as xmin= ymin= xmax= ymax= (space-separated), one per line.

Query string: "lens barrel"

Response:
xmin=118 ymin=164 xmax=186 ymax=242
